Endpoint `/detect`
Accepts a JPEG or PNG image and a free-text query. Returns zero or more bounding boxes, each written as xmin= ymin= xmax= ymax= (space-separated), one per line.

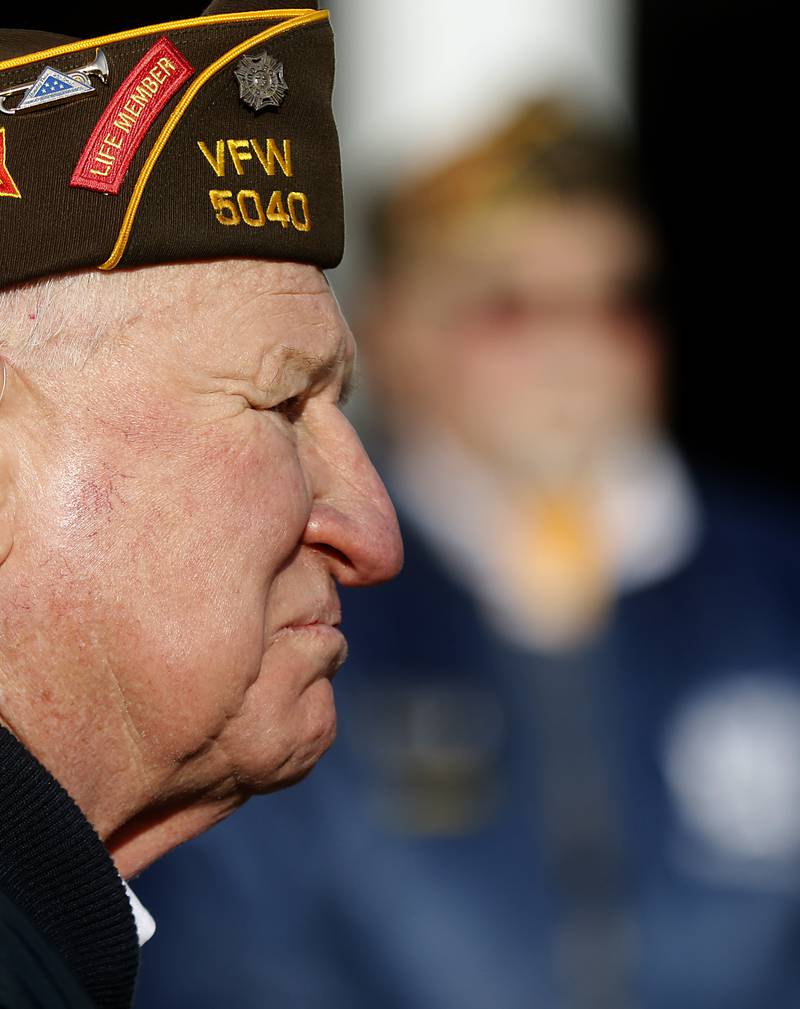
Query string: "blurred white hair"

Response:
xmin=0 ymin=270 xmax=137 ymax=370
xmin=0 ymin=259 xmax=282 ymax=372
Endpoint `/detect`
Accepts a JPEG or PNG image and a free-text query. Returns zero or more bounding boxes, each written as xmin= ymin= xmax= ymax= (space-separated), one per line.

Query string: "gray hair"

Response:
xmin=0 ymin=270 xmax=140 ymax=370
xmin=0 ymin=259 xmax=281 ymax=372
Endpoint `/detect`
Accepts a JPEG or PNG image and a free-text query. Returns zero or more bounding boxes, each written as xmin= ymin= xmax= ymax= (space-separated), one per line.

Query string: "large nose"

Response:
xmin=302 ymin=412 xmax=403 ymax=587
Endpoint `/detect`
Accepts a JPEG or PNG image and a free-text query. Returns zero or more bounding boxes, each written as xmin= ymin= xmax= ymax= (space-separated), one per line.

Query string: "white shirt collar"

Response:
xmin=123 ymin=882 xmax=156 ymax=947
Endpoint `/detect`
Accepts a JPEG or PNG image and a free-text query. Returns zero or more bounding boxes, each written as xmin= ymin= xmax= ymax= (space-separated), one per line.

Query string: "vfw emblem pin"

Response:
xmin=234 ymin=52 xmax=287 ymax=112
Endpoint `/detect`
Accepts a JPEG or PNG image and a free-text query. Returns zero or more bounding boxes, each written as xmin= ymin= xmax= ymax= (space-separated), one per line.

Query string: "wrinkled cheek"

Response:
xmin=136 ymin=432 xmax=311 ymax=756
xmin=182 ymin=423 xmax=311 ymax=571
xmin=133 ymin=421 xmax=308 ymax=624
xmin=76 ymin=424 xmax=309 ymax=761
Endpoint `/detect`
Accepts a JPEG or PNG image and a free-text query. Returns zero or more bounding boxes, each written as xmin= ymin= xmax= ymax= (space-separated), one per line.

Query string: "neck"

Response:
xmin=106 ymin=791 xmax=243 ymax=879
xmin=0 ymin=683 xmax=150 ymax=851
xmin=0 ymin=695 xmax=240 ymax=880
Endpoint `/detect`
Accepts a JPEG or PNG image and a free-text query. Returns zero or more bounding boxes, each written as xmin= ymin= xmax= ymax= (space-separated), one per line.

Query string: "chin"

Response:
xmin=240 ymin=678 xmax=338 ymax=796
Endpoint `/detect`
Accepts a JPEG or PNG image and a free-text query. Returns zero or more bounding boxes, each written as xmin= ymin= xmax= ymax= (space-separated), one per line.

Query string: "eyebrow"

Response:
xmin=274 ymin=345 xmax=354 ymax=405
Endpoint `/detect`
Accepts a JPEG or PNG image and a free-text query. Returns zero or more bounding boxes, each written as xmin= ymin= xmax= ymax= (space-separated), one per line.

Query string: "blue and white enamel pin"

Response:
xmin=0 ymin=49 xmax=109 ymax=115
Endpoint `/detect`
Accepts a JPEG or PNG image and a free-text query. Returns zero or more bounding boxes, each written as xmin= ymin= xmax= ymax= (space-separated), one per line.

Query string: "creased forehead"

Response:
xmin=0 ymin=258 xmax=332 ymax=371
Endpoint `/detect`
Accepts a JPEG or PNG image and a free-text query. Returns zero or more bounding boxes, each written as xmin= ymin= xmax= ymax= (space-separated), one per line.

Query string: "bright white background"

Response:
xmin=326 ymin=0 xmax=630 ymax=293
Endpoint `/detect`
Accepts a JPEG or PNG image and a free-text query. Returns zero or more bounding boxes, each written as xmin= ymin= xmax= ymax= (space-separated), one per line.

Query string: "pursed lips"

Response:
xmin=270 ymin=601 xmax=347 ymax=677
xmin=287 ymin=615 xmax=341 ymax=630
xmin=284 ymin=607 xmax=342 ymax=631
xmin=272 ymin=592 xmax=342 ymax=635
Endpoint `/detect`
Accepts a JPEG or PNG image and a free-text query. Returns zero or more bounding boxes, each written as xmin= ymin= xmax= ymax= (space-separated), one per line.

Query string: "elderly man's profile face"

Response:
xmin=0 ymin=259 xmax=402 ymax=874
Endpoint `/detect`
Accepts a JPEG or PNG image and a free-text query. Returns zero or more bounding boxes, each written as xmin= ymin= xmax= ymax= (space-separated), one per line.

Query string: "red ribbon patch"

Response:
xmin=0 ymin=127 xmax=21 ymax=198
xmin=71 ymin=37 xmax=194 ymax=195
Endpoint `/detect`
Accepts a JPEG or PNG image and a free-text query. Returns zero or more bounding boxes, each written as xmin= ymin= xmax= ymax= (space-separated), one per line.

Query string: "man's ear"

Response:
xmin=0 ymin=359 xmax=16 ymax=566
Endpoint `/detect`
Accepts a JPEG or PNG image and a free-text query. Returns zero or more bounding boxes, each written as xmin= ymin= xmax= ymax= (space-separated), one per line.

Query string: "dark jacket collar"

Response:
xmin=0 ymin=727 xmax=139 ymax=1009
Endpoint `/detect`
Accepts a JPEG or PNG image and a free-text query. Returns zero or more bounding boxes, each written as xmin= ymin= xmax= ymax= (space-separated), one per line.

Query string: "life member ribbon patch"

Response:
xmin=0 ymin=127 xmax=21 ymax=198
xmin=71 ymin=37 xmax=193 ymax=195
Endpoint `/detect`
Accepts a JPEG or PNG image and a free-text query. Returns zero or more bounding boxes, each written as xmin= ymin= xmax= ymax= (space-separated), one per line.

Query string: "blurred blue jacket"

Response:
xmin=133 ymin=475 xmax=800 ymax=1009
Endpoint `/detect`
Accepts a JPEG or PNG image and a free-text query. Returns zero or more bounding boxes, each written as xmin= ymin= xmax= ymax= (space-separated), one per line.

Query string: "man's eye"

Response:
xmin=270 ymin=395 xmax=304 ymax=423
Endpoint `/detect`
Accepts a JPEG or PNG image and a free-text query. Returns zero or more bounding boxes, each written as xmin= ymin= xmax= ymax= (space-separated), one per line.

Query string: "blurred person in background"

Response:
xmin=134 ymin=101 xmax=800 ymax=1009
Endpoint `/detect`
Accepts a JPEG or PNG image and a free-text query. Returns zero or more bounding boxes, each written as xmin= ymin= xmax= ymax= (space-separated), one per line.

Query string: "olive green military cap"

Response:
xmin=0 ymin=1 xmax=343 ymax=290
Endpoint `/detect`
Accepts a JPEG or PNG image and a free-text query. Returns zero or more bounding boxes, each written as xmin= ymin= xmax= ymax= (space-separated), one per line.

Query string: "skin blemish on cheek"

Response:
xmin=75 ymin=463 xmax=133 ymax=525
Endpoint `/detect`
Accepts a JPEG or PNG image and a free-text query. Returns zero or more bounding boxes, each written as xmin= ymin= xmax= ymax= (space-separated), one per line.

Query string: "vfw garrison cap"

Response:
xmin=0 ymin=1 xmax=343 ymax=290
